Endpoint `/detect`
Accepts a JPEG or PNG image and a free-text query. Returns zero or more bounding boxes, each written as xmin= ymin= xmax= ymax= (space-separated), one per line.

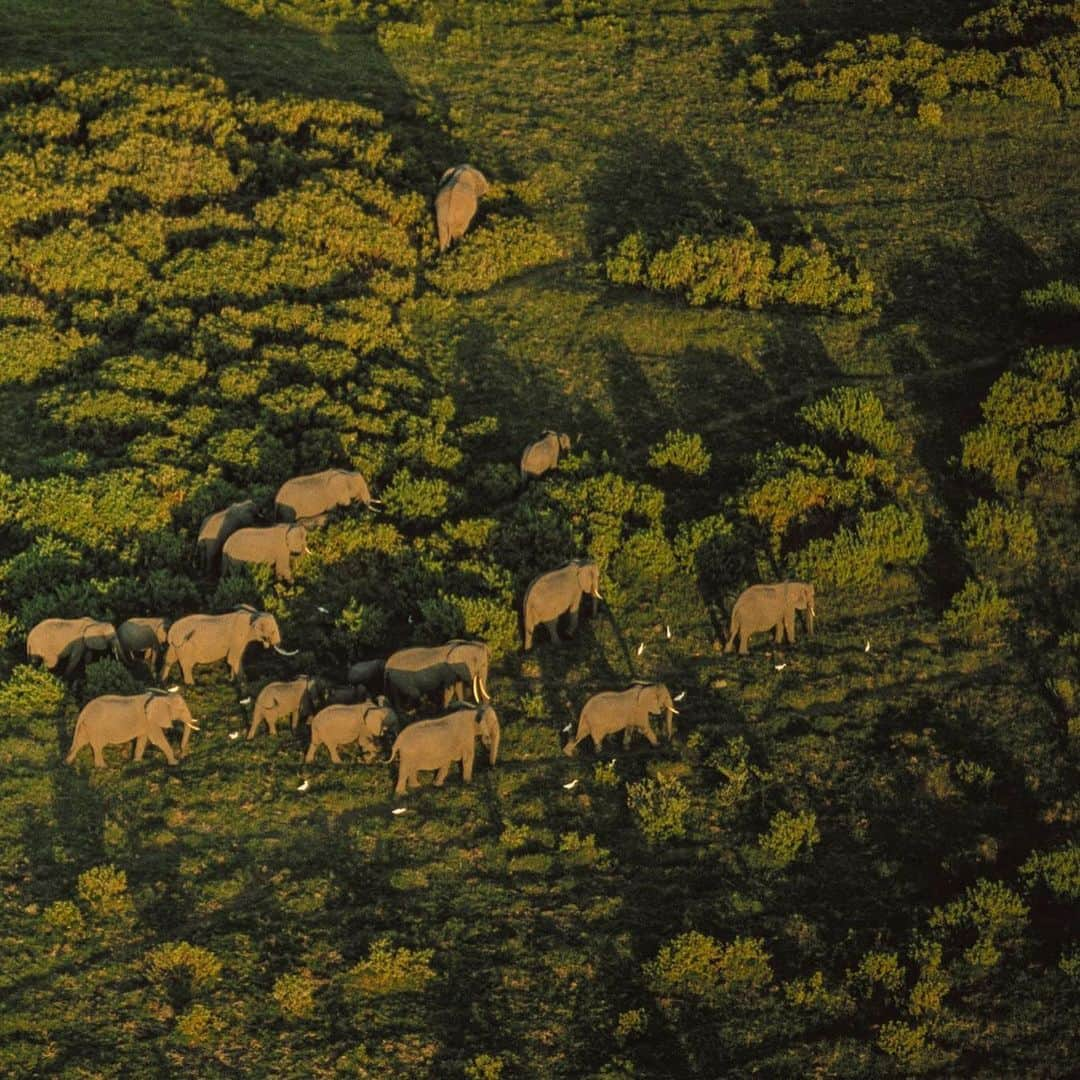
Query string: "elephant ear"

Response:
xmin=143 ymin=694 xmax=169 ymax=727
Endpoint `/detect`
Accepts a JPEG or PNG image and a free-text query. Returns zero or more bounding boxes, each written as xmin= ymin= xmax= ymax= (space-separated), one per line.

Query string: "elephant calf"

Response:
xmin=434 ymin=164 xmax=489 ymax=251
xmin=66 ymin=690 xmax=199 ymax=768
xmin=248 ymin=676 xmax=321 ymax=739
xmin=222 ymin=523 xmax=309 ymax=583
xmin=388 ymin=703 xmax=500 ymax=796
xmin=305 ymin=697 xmax=397 ymax=764
xmin=724 ymin=582 xmax=815 ymax=656
xmin=520 ymin=431 xmax=572 ymax=482
xmin=117 ymin=617 xmax=170 ymax=666
xmin=564 ymin=683 xmax=679 ymax=756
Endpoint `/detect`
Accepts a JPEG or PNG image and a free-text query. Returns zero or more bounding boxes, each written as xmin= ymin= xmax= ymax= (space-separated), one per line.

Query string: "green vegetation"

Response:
xmin=0 ymin=0 xmax=1077 ymax=1076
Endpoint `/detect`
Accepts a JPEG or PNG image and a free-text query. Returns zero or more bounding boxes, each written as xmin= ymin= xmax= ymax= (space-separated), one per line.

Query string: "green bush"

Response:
xmin=942 ymin=578 xmax=1017 ymax=646
xmin=757 ymin=809 xmax=820 ymax=869
xmin=1020 ymin=843 xmax=1080 ymax=900
xmin=647 ymin=430 xmax=711 ymax=476
xmin=380 ymin=468 xmax=451 ymax=522
xmin=427 ymin=216 xmax=563 ymax=295
xmin=627 ymin=772 xmax=692 ymax=843
xmin=645 ymin=931 xmax=773 ymax=1009
xmin=346 ymin=938 xmax=436 ymax=997
xmin=962 ymin=500 xmax=1038 ymax=570
xmin=1022 ymin=278 xmax=1080 ymax=318
xmin=272 ymin=971 xmax=319 ymax=1020
xmin=0 ymin=665 xmax=69 ymax=724
xmin=799 ymin=387 xmax=905 ymax=456
xmin=145 ymin=941 xmax=223 ymax=1006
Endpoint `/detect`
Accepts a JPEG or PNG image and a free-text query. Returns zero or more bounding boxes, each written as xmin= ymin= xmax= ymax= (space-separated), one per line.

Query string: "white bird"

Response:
xmin=317 ymin=606 xmax=330 ymax=614
xmin=228 ymin=731 xmax=240 ymax=740
xmin=864 ymin=640 xmax=871 ymax=653
xmin=636 ymin=641 xmax=645 ymax=656
xmin=666 ymin=625 xmax=672 ymax=639
xmin=774 ymin=663 xmax=787 ymax=671
xmin=562 ymin=779 xmax=580 ymax=790
xmin=562 ymin=722 xmax=573 ymax=733
xmin=239 ymin=697 xmax=252 ymax=705
xmin=391 ymin=807 xmax=408 ymax=816
xmin=296 ymin=779 xmax=310 ymax=792
xmin=166 ymin=685 xmax=180 ymax=694
xmin=673 ymin=690 xmax=686 ymax=702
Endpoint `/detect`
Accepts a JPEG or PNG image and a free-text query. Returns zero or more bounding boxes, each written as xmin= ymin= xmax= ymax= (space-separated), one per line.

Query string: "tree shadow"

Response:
xmin=757 ymin=0 xmax=975 ymax=49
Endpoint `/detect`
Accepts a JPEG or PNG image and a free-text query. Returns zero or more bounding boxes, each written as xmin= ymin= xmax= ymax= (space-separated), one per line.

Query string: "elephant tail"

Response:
xmin=64 ymin=716 xmax=85 ymax=764
xmin=384 ymin=737 xmax=401 ymax=765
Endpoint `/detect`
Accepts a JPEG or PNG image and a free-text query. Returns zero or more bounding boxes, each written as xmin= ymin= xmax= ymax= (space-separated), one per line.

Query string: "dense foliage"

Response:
xmin=0 ymin=1 xmax=1076 ymax=1077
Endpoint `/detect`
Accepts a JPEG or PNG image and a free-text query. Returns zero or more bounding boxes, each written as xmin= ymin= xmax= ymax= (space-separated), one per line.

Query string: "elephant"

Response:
xmin=384 ymin=640 xmax=491 ymax=709
xmin=434 ymin=164 xmax=489 ymax=251
xmin=564 ymin=683 xmax=679 ymax=756
xmin=117 ymin=617 xmax=170 ymax=666
xmin=27 ymin=617 xmax=123 ymax=676
xmin=522 ymin=558 xmax=602 ymax=650
xmin=274 ymin=469 xmax=379 ymax=523
xmin=247 ymin=676 xmax=322 ymax=739
xmin=160 ymin=606 xmax=297 ymax=684
xmin=196 ymin=499 xmax=258 ymax=572
xmin=347 ymin=658 xmax=385 ymax=693
xmin=221 ymin=523 xmax=309 ymax=582
xmin=387 ymin=703 xmax=500 ymax=795
xmin=520 ymin=431 xmax=572 ymax=482
xmin=326 ymin=684 xmax=370 ymax=705
xmin=66 ymin=689 xmax=199 ymax=768
xmin=305 ymin=696 xmax=398 ymax=764
xmin=724 ymin=582 xmax=815 ymax=656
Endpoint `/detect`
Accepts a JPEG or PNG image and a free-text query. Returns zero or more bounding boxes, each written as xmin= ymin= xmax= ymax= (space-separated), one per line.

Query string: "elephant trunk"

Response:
xmin=563 ymin=739 xmax=577 ymax=757
xmin=487 ymin=713 xmax=500 ymax=766
xmin=806 ymin=606 xmax=815 ymax=636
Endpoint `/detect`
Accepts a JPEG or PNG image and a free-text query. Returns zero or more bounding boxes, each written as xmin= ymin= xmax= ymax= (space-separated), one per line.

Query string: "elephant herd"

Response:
xmin=29 ymin=169 xmax=820 ymax=796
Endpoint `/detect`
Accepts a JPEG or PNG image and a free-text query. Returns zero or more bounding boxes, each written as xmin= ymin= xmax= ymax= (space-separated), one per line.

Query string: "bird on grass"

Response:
xmin=391 ymin=807 xmax=409 ymax=816
xmin=562 ymin=722 xmax=573 ymax=733
xmin=317 ymin=606 xmax=330 ymax=614
xmin=666 ymin=625 xmax=672 ymax=639
xmin=636 ymin=641 xmax=645 ymax=656
xmin=864 ymin=640 xmax=871 ymax=653
xmin=239 ymin=697 xmax=252 ymax=705
xmin=774 ymin=663 xmax=787 ymax=671
xmin=228 ymin=731 xmax=240 ymax=741
xmin=674 ymin=690 xmax=686 ymax=702
xmin=562 ymin=779 xmax=580 ymax=791
xmin=296 ymin=779 xmax=310 ymax=793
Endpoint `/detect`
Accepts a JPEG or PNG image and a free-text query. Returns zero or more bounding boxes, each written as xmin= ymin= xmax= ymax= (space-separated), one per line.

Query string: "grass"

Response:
xmin=0 ymin=1 xmax=1078 ymax=1076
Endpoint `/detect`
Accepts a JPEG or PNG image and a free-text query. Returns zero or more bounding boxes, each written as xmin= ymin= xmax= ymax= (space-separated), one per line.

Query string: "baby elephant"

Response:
xmin=347 ymin=658 xmax=385 ymax=693
xmin=388 ymin=703 xmax=500 ymax=796
xmin=434 ymin=164 xmax=488 ymax=251
xmin=305 ymin=697 xmax=398 ymax=764
xmin=247 ymin=676 xmax=322 ymax=739
xmin=222 ymin=523 xmax=309 ymax=582
xmin=66 ymin=690 xmax=199 ymax=768
xmin=117 ymin=617 xmax=170 ymax=667
xmin=520 ymin=431 xmax=572 ymax=483
xmin=564 ymin=683 xmax=680 ymax=756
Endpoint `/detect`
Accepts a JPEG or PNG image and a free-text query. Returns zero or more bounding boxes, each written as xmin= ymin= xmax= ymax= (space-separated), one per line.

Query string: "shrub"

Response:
xmin=42 ymin=900 xmax=86 ymax=943
xmin=942 ymin=578 xmax=1016 ymax=646
xmin=799 ymin=387 xmax=905 ymax=456
xmin=82 ymin=658 xmax=141 ymax=698
xmin=0 ymin=665 xmax=69 ymax=724
xmin=793 ymin=505 xmax=928 ymax=589
xmin=645 ymin=931 xmax=773 ymax=1010
xmin=626 ymin=772 xmax=692 ymax=843
xmin=962 ymin=500 xmax=1038 ymax=570
xmin=647 ymin=430 xmax=711 ymax=476
xmin=347 ymin=938 xmax=436 ymax=997
xmin=77 ymin=864 xmax=137 ymax=938
xmin=1020 ymin=843 xmax=1080 ymax=900
xmin=380 ymin=468 xmax=451 ymax=522
xmin=928 ymin=879 xmax=1029 ymax=969
xmin=145 ymin=941 xmax=223 ymax=1006
xmin=273 ymin=972 xmax=318 ymax=1020
xmin=1022 ymin=278 xmax=1080 ymax=318
xmin=917 ymin=101 xmax=945 ymax=125
xmin=427 ymin=216 xmax=563 ymax=295
xmin=757 ymin=809 xmax=820 ymax=868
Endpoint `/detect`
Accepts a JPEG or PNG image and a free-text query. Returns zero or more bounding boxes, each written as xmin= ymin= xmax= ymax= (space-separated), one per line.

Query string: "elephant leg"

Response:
xmin=785 ymin=614 xmax=796 ymax=644
xmin=433 ymin=763 xmax=451 ymax=786
xmin=65 ymin=735 xmax=84 ymax=765
xmin=723 ymin=620 xmax=737 ymax=654
xmin=145 ymin=727 xmax=178 ymax=765
xmin=91 ymin=742 xmax=107 ymax=768
xmin=460 ymin=753 xmax=474 ymax=784
xmin=247 ymin=714 xmax=261 ymax=740
xmin=739 ymin=629 xmax=750 ymax=655
xmin=544 ymin=618 xmax=562 ymax=644
xmin=132 ymin=735 xmax=148 ymax=761
xmin=642 ymin=721 xmax=659 ymax=747
xmin=523 ymin=624 xmax=533 ymax=650
xmin=407 ymin=773 xmax=421 ymax=789
xmin=64 ymin=643 xmax=85 ymax=677
xmin=179 ymin=657 xmax=195 ymax=685
xmin=328 ymin=743 xmax=344 ymax=765
xmin=394 ymin=770 xmax=408 ymax=796
xmin=622 ymin=726 xmax=633 ymax=749
xmin=591 ymin=731 xmax=605 ymax=752
xmin=774 ymin=620 xmax=785 ymax=644
xmin=266 ymin=717 xmax=278 ymax=737
xmin=304 ymin=740 xmax=319 ymax=764
xmin=179 ymin=723 xmax=191 ymax=758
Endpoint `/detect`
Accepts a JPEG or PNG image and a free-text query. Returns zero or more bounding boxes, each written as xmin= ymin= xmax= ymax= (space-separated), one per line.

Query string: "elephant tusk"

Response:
xmin=669 ymin=707 xmax=680 ymax=715
xmin=479 ymin=676 xmax=491 ymax=701
xmin=592 ymin=588 xmax=602 ymax=600
xmin=185 ymin=719 xmax=200 ymax=730
xmin=274 ymin=646 xmax=300 ymax=656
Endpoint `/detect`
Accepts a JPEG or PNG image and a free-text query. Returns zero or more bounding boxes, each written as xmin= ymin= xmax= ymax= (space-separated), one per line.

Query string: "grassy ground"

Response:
xmin=0 ymin=2 xmax=1077 ymax=1077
